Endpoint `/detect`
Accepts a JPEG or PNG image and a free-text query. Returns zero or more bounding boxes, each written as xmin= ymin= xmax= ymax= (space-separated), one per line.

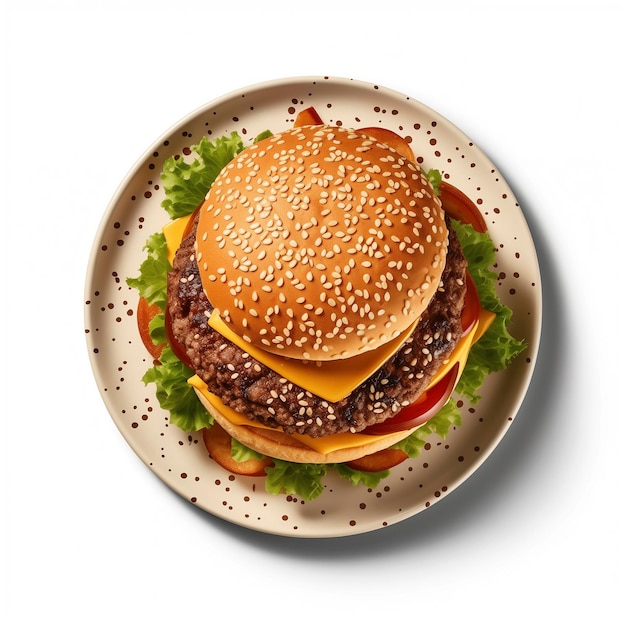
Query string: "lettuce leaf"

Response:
xmin=125 ymin=232 xmax=170 ymax=311
xmin=160 ymin=132 xmax=245 ymax=220
xmin=451 ymin=219 xmax=528 ymax=402
xmin=231 ymin=438 xmax=266 ymax=463
xmin=265 ymin=460 xmax=327 ymax=501
xmin=426 ymin=168 xmax=442 ymax=195
xmin=142 ymin=346 xmax=213 ymax=432
xmin=334 ymin=464 xmax=390 ymax=489
xmin=147 ymin=312 xmax=167 ymax=348
xmin=394 ymin=400 xmax=462 ymax=458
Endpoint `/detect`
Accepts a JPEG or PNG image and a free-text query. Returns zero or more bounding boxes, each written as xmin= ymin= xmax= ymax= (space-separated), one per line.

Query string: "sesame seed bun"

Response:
xmin=195 ymin=388 xmax=421 ymax=464
xmin=195 ymin=125 xmax=448 ymax=361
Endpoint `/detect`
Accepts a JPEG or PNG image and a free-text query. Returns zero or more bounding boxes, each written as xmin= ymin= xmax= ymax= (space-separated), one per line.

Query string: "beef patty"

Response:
xmin=167 ymin=213 xmax=467 ymax=438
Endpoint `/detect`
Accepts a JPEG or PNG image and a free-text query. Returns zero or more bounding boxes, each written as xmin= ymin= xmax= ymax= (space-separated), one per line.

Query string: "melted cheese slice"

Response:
xmin=163 ymin=216 xmax=192 ymax=266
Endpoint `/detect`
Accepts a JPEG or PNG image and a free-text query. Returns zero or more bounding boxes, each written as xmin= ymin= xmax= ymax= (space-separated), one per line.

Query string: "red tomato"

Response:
xmin=136 ymin=296 xmax=193 ymax=368
xmin=363 ymin=362 xmax=459 ymax=436
xmin=439 ymin=181 xmax=488 ymax=233
xmin=461 ymin=271 xmax=481 ymax=337
xmin=294 ymin=106 xmax=324 ymax=127
xmin=136 ymin=297 xmax=165 ymax=360
xmin=346 ymin=448 xmax=409 ymax=473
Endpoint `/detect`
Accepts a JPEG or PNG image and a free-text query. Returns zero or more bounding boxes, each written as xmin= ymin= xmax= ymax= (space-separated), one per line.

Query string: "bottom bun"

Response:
xmin=195 ymin=389 xmax=420 ymax=464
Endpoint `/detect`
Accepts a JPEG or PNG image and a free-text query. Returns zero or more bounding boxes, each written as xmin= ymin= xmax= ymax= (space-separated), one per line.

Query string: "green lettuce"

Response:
xmin=426 ymin=168 xmax=442 ymax=194
xmin=142 ymin=346 xmax=213 ymax=432
xmin=334 ymin=463 xmax=391 ymax=489
xmin=127 ymin=132 xmax=526 ymax=501
xmin=451 ymin=219 xmax=528 ymax=402
xmin=394 ymin=400 xmax=462 ymax=457
xmin=160 ymin=132 xmax=245 ymax=220
xmin=126 ymin=232 xmax=170 ymax=311
xmin=231 ymin=439 xmax=266 ymax=462
xmin=265 ymin=460 xmax=328 ymax=501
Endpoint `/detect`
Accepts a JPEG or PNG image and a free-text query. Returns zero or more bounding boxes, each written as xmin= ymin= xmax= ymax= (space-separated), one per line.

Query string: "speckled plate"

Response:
xmin=84 ymin=76 xmax=541 ymax=538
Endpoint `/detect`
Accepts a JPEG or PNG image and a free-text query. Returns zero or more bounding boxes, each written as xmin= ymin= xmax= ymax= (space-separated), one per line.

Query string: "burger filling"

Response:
xmin=167 ymin=212 xmax=467 ymax=438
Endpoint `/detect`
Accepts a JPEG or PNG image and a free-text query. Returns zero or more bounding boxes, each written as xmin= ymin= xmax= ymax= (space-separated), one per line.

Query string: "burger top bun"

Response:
xmin=195 ymin=125 xmax=448 ymax=361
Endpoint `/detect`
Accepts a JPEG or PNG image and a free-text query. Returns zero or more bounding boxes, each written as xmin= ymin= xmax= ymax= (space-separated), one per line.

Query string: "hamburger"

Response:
xmin=128 ymin=108 xmax=526 ymax=500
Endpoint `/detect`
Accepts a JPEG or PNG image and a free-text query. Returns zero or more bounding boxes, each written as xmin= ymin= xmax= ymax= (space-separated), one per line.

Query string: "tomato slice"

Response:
xmin=461 ymin=271 xmax=481 ymax=337
xmin=202 ymin=424 xmax=273 ymax=477
xmin=439 ymin=181 xmax=488 ymax=233
xmin=136 ymin=295 xmax=193 ymax=368
xmin=357 ymin=126 xmax=415 ymax=163
xmin=294 ymin=106 xmax=324 ymax=127
xmin=363 ymin=362 xmax=459 ymax=436
xmin=136 ymin=297 xmax=165 ymax=360
xmin=346 ymin=448 xmax=409 ymax=473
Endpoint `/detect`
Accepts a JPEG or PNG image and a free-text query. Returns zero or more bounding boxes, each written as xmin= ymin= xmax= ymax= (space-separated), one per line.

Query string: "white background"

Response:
xmin=2 ymin=1 xmax=624 ymax=624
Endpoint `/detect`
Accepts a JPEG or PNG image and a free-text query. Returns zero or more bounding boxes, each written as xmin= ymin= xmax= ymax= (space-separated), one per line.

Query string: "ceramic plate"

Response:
xmin=84 ymin=76 xmax=541 ymax=538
